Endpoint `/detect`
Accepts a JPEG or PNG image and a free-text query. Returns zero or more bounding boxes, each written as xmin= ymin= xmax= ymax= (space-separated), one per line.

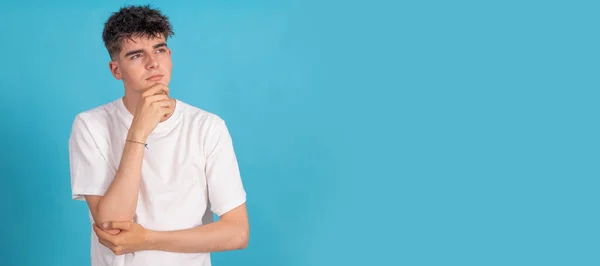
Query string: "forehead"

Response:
xmin=120 ymin=34 xmax=166 ymax=52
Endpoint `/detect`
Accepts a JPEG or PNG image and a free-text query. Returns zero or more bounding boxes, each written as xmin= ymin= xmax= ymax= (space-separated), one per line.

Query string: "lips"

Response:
xmin=146 ymin=74 xmax=163 ymax=81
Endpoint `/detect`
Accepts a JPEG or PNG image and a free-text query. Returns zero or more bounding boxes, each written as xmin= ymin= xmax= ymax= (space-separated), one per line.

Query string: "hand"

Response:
xmin=93 ymin=221 xmax=150 ymax=255
xmin=128 ymin=83 xmax=176 ymax=141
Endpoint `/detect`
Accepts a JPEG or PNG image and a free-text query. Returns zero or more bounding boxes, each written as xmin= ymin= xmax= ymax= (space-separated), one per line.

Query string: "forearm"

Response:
xmin=146 ymin=219 xmax=249 ymax=253
xmin=97 ymin=137 xmax=145 ymax=222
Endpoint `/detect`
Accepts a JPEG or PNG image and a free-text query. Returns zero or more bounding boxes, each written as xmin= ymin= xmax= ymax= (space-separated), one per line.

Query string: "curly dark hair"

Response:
xmin=102 ymin=5 xmax=175 ymax=59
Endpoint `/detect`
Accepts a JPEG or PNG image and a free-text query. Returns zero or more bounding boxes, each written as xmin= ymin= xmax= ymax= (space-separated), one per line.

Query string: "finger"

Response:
xmin=160 ymin=106 xmax=174 ymax=116
xmin=143 ymin=83 xmax=169 ymax=97
xmin=104 ymin=228 xmax=122 ymax=235
xmin=151 ymin=101 xmax=174 ymax=114
xmin=144 ymin=94 xmax=170 ymax=104
xmin=162 ymin=98 xmax=176 ymax=111
xmin=113 ymin=246 xmax=124 ymax=255
xmin=93 ymin=223 xmax=105 ymax=237
xmin=143 ymin=83 xmax=167 ymax=95
xmin=98 ymin=238 xmax=114 ymax=250
xmin=153 ymin=90 xmax=167 ymax=96
xmin=153 ymin=98 xmax=174 ymax=106
xmin=95 ymin=224 xmax=122 ymax=246
xmin=106 ymin=221 xmax=132 ymax=231
xmin=99 ymin=232 xmax=121 ymax=246
xmin=93 ymin=224 xmax=112 ymax=242
xmin=97 ymin=221 xmax=119 ymax=234
xmin=93 ymin=223 xmax=99 ymax=237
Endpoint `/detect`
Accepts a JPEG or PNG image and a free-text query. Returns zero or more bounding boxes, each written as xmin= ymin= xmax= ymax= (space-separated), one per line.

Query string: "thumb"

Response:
xmin=103 ymin=221 xmax=131 ymax=231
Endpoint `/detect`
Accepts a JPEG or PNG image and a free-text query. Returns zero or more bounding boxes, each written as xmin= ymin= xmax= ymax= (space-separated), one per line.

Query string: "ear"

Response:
xmin=109 ymin=60 xmax=123 ymax=80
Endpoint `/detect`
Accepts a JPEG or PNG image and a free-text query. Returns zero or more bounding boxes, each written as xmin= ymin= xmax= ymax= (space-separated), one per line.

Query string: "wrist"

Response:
xmin=127 ymin=129 xmax=147 ymax=143
xmin=145 ymin=229 xmax=160 ymax=251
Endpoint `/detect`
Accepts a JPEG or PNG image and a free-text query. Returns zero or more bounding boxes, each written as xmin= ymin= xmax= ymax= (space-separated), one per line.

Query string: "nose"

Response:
xmin=145 ymin=54 xmax=159 ymax=69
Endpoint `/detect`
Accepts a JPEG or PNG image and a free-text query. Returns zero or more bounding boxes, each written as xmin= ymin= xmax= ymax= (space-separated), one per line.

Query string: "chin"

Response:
xmin=147 ymin=78 xmax=169 ymax=86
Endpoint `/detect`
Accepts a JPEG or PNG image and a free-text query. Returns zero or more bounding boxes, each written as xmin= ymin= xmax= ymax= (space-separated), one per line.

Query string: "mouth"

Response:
xmin=146 ymin=74 xmax=164 ymax=81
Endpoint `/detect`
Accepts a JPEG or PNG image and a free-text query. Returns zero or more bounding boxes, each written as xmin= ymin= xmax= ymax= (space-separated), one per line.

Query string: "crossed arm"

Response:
xmin=86 ymin=195 xmax=248 ymax=255
xmin=84 ymin=140 xmax=249 ymax=255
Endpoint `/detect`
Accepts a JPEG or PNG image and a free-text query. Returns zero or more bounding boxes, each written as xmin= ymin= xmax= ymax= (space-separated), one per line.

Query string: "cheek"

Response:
xmin=159 ymin=54 xmax=173 ymax=69
xmin=163 ymin=62 xmax=173 ymax=78
xmin=122 ymin=65 xmax=145 ymax=80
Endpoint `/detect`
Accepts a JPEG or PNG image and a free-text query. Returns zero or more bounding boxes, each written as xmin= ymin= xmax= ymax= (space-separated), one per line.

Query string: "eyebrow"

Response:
xmin=124 ymin=42 xmax=168 ymax=57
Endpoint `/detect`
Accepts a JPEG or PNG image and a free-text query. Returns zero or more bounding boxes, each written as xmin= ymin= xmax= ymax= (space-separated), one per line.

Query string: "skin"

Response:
xmin=84 ymin=34 xmax=249 ymax=255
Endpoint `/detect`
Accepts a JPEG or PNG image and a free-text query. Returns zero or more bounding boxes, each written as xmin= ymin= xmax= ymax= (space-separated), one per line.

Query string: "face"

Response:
xmin=109 ymin=34 xmax=172 ymax=93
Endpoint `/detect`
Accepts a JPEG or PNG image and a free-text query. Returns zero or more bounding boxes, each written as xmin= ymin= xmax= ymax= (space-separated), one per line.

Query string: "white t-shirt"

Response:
xmin=68 ymin=97 xmax=247 ymax=266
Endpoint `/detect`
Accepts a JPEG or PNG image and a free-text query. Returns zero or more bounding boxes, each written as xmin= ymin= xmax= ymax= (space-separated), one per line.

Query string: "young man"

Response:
xmin=68 ymin=5 xmax=249 ymax=266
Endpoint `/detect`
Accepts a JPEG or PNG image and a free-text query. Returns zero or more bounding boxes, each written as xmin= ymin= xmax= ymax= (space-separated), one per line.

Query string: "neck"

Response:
xmin=122 ymin=90 xmax=142 ymax=116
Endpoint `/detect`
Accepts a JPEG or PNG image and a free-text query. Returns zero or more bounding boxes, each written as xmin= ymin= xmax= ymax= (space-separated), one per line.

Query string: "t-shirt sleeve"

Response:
xmin=69 ymin=114 xmax=114 ymax=201
xmin=205 ymin=119 xmax=247 ymax=216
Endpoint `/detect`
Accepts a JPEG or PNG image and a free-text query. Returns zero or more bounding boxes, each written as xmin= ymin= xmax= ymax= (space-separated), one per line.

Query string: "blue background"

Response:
xmin=0 ymin=0 xmax=598 ymax=265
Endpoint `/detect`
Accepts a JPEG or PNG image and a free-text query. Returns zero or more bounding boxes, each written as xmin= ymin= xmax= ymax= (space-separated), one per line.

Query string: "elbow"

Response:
xmin=235 ymin=226 xmax=249 ymax=250
xmin=239 ymin=235 xmax=249 ymax=250
xmin=96 ymin=199 xmax=135 ymax=223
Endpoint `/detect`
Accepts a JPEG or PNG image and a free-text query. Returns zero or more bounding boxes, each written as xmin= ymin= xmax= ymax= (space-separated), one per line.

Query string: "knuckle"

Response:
xmin=113 ymin=247 xmax=122 ymax=255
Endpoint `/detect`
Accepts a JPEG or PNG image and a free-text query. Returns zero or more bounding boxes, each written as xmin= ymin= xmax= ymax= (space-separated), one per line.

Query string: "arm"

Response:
xmin=85 ymin=140 xmax=145 ymax=234
xmin=144 ymin=119 xmax=250 ymax=252
xmin=94 ymin=203 xmax=249 ymax=255
xmin=93 ymin=118 xmax=249 ymax=255
xmin=147 ymin=203 xmax=249 ymax=252
xmin=149 ymin=118 xmax=252 ymax=252
xmin=84 ymin=85 xmax=175 ymax=233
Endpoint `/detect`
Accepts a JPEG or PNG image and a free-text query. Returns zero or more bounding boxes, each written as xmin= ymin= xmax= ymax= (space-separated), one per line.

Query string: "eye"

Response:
xmin=130 ymin=54 xmax=142 ymax=60
xmin=157 ymin=48 xmax=167 ymax=53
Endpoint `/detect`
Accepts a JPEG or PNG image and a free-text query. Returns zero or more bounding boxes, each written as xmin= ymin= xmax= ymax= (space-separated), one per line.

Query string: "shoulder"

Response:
xmin=70 ymin=99 xmax=119 ymax=134
xmin=177 ymin=99 xmax=227 ymax=130
xmin=177 ymin=101 xmax=237 ymax=156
